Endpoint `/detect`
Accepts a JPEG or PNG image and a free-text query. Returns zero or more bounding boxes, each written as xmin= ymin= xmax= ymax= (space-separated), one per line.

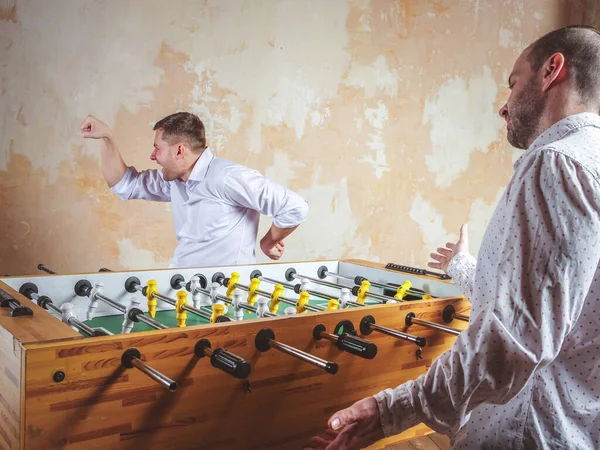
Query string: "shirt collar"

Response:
xmin=513 ymin=112 xmax=600 ymax=169
xmin=187 ymin=147 xmax=215 ymax=183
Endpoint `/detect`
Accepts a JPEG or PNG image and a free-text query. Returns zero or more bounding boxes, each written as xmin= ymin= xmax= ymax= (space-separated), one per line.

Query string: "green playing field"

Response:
xmin=83 ymin=298 xmax=338 ymax=334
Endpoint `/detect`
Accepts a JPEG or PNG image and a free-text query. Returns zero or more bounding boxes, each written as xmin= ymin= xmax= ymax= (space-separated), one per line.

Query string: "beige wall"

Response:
xmin=0 ymin=0 xmax=593 ymax=275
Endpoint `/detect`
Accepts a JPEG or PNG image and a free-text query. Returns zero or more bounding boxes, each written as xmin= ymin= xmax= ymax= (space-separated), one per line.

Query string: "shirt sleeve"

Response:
xmin=221 ymin=166 xmax=309 ymax=228
xmin=374 ymin=148 xmax=600 ymax=436
xmin=447 ymin=252 xmax=477 ymax=299
xmin=111 ymin=166 xmax=171 ymax=202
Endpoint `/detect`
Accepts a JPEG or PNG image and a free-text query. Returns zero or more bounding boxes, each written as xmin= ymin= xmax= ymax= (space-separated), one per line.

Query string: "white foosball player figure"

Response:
xmin=339 ymin=288 xmax=350 ymax=308
xmin=87 ymin=282 xmax=104 ymax=320
xmin=122 ymin=297 xmax=141 ymax=334
xmin=255 ymin=297 xmax=269 ymax=318
xmin=189 ymin=276 xmax=211 ymax=309
xmin=60 ymin=302 xmax=77 ymax=331
xmin=231 ymin=290 xmax=245 ymax=321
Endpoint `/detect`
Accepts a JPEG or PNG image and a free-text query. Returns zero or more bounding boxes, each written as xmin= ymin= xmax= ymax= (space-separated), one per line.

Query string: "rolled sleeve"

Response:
xmin=222 ymin=166 xmax=309 ymax=227
xmin=271 ymin=192 xmax=309 ymax=228
xmin=374 ymin=386 xmax=420 ymax=437
xmin=110 ymin=166 xmax=171 ymax=202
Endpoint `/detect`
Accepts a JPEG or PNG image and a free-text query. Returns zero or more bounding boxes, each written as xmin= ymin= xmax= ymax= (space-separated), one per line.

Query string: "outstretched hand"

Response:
xmin=304 ymin=397 xmax=383 ymax=450
xmin=428 ymin=223 xmax=469 ymax=272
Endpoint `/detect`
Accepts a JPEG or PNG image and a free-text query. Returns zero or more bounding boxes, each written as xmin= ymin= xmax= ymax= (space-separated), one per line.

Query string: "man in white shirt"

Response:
xmin=307 ymin=25 xmax=600 ymax=450
xmin=80 ymin=112 xmax=309 ymax=268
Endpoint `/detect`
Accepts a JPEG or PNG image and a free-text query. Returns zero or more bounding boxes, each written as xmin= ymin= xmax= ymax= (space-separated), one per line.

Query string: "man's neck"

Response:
xmin=528 ymin=96 xmax=597 ymax=148
xmin=178 ymin=150 xmax=204 ymax=182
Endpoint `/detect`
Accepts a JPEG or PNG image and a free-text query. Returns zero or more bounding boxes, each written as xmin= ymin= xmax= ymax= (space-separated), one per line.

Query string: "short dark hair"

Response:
xmin=153 ymin=112 xmax=206 ymax=152
xmin=527 ymin=25 xmax=600 ymax=106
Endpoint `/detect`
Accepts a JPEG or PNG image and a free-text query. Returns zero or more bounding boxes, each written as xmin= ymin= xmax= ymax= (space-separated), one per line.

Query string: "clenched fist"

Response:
xmin=80 ymin=115 xmax=112 ymax=139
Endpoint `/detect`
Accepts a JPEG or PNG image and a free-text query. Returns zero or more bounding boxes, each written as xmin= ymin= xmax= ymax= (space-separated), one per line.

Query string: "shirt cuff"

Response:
xmin=374 ymin=384 xmax=420 ymax=437
xmin=447 ymin=252 xmax=476 ymax=297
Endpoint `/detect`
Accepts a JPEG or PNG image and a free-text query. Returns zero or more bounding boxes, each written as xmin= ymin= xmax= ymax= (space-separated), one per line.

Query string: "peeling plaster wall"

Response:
xmin=0 ymin=0 xmax=593 ymax=274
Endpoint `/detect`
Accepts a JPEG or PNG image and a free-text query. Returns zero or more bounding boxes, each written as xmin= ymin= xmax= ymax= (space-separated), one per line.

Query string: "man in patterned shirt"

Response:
xmin=307 ymin=25 xmax=600 ymax=450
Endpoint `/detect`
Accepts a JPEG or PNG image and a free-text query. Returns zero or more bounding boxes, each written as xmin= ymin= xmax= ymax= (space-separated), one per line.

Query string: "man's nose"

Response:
xmin=499 ymin=104 xmax=508 ymax=119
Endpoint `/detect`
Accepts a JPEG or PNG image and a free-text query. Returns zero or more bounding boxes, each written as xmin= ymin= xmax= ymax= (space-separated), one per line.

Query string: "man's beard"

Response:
xmin=507 ymin=77 xmax=546 ymax=150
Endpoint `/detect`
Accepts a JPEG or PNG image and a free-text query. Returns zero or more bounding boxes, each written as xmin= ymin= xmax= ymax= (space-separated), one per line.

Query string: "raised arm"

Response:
xmin=80 ymin=115 xmax=126 ymax=188
xmin=80 ymin=115 xmax=170 ymax=202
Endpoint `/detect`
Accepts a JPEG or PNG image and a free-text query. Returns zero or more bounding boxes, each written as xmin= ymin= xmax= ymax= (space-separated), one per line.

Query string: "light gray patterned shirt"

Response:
xmin=375 ymin=113 xmax=600 ymax=449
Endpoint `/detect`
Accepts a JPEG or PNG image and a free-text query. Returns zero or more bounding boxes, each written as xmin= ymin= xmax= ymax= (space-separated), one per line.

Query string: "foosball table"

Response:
xmin=0 ymin=259 xmax=470 ymax=450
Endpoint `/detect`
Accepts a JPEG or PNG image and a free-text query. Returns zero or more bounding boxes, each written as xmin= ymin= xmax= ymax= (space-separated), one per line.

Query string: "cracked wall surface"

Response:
xmin=0 ymin=0 xmax=592 ymax=274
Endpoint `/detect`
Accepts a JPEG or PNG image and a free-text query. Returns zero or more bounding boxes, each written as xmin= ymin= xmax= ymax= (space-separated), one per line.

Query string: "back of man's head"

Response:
xmin=154 ymin=112 xmax=206 ymax=153
xmin=527 ymin=25 xmax=600 ymax=109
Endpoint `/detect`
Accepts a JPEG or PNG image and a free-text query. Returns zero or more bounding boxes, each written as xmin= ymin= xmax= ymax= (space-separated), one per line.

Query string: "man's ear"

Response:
xmin=541 ymin=52 xmax=566 ymax=92
xmin=176 ymin=143 xmax=186 ymax=158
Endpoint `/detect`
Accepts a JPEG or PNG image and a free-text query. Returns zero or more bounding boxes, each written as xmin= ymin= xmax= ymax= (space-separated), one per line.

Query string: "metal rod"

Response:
xmin=256 ymin=277 xmax=331 ymax=310
xmin=300 ymin=302 xmax=322 ymax=312
xmin=324 ymin=270 xmax=426 ymax=295
xmin=137 ymin=314 xmax=169 ymax=330
xmin=269 ymin=339 xmax=331 ymax=371
xmin=452 ymin=312 xmax=470 ymax=322
xmin=131 ymin=358 xmax=177 ymax=391
xmin=70 ymin=318 xmax=97 ymax=336
xmin=369 ymin=323 xmax=422 ymax=345
xmin=319 ymin=332 xmax=338 ymax=344
xmin=45 ymin=302 xmax=63 ymax=316
xmin=277 ymin=295 xmax=299 ymax=307
xmin=37 ymin=264 xmax=57 ymax=275
xmin=363 ymin=291 xmax=394 ymax=304
xmin=258 ymin=276 xmax=295 ymax=290
xmin=303 ymin=287 xmax=363 ymax=308
xmin=293 ymin=273 xmax=347 ymax=291
xmin=323 ymin=271 xmax=354 ymax=283
xmin=95 ymin=293 xmax=126 ymax=313
xmin=409 ymin=317 xmax=461 ymax=336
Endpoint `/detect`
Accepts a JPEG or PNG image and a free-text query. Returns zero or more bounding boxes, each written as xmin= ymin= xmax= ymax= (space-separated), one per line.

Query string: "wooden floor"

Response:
xmin=387 ymin=433 xmax=451 ymax=450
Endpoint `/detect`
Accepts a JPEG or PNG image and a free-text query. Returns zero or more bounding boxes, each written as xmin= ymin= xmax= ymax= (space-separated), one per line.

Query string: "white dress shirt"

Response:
xmin=375 ymin=113 xmax=600 ymax=449
xmin=111 ymin=147 xmax=309 ymax=268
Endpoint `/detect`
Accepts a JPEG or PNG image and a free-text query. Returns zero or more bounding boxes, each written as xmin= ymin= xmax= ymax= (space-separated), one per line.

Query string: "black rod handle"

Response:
xmin=313 ymin=323 xmax=377 ymax=359
xmin=336 ymin=333 xmax=377 ymax=359
xmin=0 ymin=289 xmax=33 ymax=317
xmin=194 ymin=339 xmax=251 ymax=379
